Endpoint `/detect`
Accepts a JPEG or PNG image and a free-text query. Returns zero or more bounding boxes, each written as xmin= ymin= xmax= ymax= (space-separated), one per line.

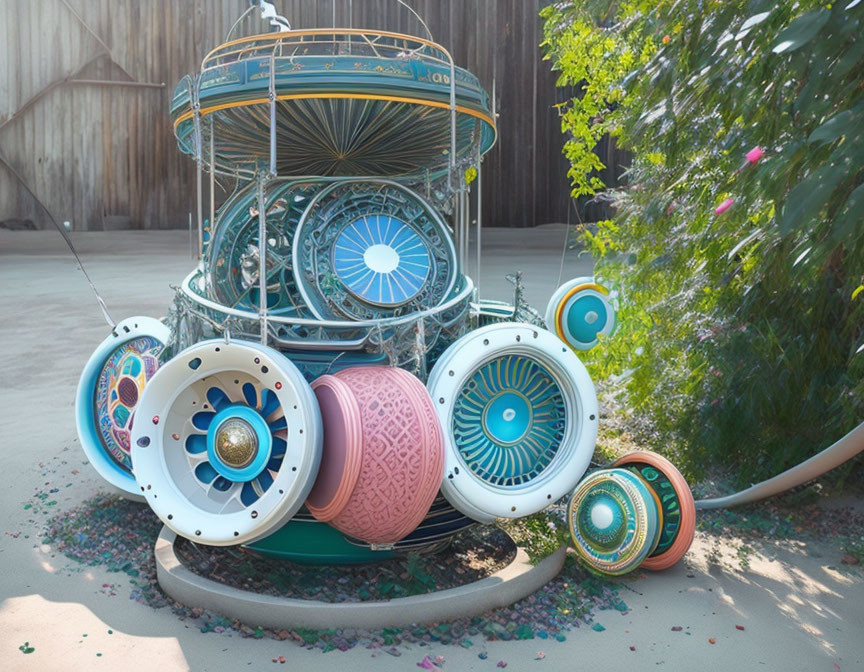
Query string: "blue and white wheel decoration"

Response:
xmin=545 ymin=276 xmax=618 ymax=351
xmin=427 ymin=323 xmax=598 ymax=523
xmin=332 ymin=214 xmax=431 ymax=307
xmin=293 ymin=180 xmax=457 ymax=321
xmin=131 ymin=340 xmax=323 ymax=546
xmin=75 ymin=316 xmax=171 ymax=499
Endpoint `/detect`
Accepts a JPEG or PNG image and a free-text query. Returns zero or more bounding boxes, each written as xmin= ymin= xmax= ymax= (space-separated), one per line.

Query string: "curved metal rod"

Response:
xmin=395 ymin=0 xmax=434 ymax=43
xmin=225 ymin=4 xmax=257 ymax=42
xmin=181 ymin=269 xmax=474 ymax=330
xmin=695 ymin=420 xmax=864 ymax=509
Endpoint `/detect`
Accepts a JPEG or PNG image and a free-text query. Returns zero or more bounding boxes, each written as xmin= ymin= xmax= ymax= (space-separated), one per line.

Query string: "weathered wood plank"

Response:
xmin=0 ymin=0 xmax=606 ymax=230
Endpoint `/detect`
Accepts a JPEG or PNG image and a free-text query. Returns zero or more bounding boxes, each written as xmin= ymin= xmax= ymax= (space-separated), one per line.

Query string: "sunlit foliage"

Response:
xmin=542 ymin=0 xmax=864 ymax=485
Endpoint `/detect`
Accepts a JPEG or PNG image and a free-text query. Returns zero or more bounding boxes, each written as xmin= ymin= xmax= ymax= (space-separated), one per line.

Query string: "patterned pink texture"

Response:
xmin=306 ymin=377 xmax=364 ymax=522
xmin=317 ymin=366 xmax=445 ymax=545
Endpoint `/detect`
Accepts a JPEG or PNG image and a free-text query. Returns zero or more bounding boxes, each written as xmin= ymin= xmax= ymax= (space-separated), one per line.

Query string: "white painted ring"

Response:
xmin=427 ymin=323 xmax=598 ymax=523
xmin=131 ymin=340 xmax=323 ymax=546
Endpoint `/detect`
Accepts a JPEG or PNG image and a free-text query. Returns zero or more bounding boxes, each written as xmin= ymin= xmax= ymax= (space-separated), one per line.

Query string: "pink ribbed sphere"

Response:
xmin=306 ymin=366 xmax=445 ymax=545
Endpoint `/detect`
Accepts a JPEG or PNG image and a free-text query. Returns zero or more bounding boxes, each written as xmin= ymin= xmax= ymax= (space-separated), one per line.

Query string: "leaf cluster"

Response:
xmin=542 ymin=0 xmax=864 ymax=485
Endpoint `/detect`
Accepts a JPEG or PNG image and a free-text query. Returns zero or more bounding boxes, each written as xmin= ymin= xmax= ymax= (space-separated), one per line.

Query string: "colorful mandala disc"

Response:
xmin=76 ymin=316 xmax=171 ymax=497
xmin=567 ymin=468 xmax=661 ymax=576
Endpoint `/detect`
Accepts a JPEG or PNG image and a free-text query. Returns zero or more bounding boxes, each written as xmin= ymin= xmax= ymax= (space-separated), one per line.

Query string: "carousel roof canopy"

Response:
xmin=171 ymin=29 xmax=496 ymax=178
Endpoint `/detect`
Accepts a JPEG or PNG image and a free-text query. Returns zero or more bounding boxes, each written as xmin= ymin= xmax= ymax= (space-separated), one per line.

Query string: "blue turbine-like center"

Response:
xmin=565 ymin=294 xmax=609 ymax=345
xmin=452 ymin=355 xmax=566 ymax=487
xmin=184 ymin=382 xmax=286 ymax=506
xmin=332 ymin=214 xmax=431 ymax=306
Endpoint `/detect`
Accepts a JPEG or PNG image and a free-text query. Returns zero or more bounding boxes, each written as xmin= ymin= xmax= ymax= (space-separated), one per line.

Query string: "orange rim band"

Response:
xmin=173 ymin=92 xmax=497 ymax=138
xmin=613 ymin=450 xmax=696 ymax=571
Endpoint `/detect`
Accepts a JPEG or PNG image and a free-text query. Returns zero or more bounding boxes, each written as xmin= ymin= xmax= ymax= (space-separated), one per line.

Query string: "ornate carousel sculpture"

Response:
xmin=74 ymin=2 xmax=694 ymax=577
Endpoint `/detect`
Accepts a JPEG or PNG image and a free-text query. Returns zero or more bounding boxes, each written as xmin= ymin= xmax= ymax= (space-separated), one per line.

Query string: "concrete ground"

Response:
xmin=1 ymin=228 xmax=862 ymax=671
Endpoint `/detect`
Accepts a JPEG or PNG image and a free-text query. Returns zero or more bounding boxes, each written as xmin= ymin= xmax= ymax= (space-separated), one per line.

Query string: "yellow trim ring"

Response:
xmin=173 ymin=92 xmax=497 ymax=137
xmin=554 ymin=283 xmax=609 ymax=342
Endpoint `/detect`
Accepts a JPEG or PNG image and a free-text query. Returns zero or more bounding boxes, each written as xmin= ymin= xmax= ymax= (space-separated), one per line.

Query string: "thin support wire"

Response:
xmin=455 ymin=189 xmax=464 ymax=270
xmin=475 ymin=142 xmax=483 ymax=297
xmin=462 ymin=185 xmax=469 ymax=271
xmin=226 ymin=4 xmax=257 ymax=42
xmin=192 ymin=79 xmax=204 ymax=260
xmin=257 ymin=174 xmax=269 ymax=346
xmin=448 ymin=54 xmax=457 ymax=199
xmin=209 ymin=117 xmax=215 ymax=244
xmin=395 ymin=0 xmax=434 ymax=42
xmin=268 ymin=49 xmax=277 ymax=177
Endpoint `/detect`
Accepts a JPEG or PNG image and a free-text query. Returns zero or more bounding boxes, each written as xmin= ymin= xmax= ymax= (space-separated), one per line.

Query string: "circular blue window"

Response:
xmin=332 ymin=215 xmax=431 ymax=307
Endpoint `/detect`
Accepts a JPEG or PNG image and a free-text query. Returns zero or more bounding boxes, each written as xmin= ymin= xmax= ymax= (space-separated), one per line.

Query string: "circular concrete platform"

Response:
xmin=154 ymin=526 xmax=566 ymax=630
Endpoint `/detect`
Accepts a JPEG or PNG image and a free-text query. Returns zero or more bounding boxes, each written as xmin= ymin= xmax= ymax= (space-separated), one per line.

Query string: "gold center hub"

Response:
xmin=214 ymin=418 xmax=258 ymax=468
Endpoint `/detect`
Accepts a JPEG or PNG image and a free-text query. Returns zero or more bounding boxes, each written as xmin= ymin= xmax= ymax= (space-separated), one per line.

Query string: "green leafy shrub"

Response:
xmin=542 ymin=0 xmax=864 ymax=485
xmin=499 ymin=512 xmax=570 ymax=563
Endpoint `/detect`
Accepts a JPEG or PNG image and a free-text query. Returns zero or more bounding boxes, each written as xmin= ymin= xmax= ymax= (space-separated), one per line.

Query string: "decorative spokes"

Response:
xmin=178 ymin=375 xmax=287 ymax=510
xmin=293 ymin=181 xmax=457 ymax=321
xmin=452 ymin=354 xmax=566 ymax=487
xmin=332 ymin=214 xmax=431 ymax=306
xmin=131 ymin=339 xmax=323 ymax=546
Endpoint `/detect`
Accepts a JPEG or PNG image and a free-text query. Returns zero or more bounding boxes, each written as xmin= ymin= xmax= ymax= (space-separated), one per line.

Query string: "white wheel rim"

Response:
xmin=428 ymin=323 xmax=598 ymax=522
xmin=75 ymin=316 xmax=170 ymax=497
xmin=131 ymin=340 xmax=322 ymax=546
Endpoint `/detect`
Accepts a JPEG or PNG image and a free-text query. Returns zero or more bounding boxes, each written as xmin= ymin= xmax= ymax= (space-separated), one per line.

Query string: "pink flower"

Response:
xmin=714 ymin=198 xmax=734 ymax=215
xmin=745 ymin=146 xmax=764 ymax=163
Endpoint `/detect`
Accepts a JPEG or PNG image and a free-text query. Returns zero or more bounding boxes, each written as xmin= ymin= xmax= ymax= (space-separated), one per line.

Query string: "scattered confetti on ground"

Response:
xmin=19 ymin=642 xmax=34 ymax=654
xmin=42 ymin=494 xmax=624 ymax=654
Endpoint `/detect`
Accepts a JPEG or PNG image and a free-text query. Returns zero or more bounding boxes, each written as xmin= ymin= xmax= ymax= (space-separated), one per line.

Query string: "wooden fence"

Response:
xmin=0 ymin=0 xmax=623 ymax=230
